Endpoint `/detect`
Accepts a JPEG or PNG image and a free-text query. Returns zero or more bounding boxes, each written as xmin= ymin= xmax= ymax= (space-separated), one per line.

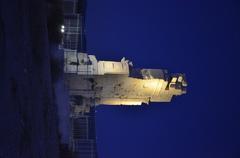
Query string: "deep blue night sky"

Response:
xmin=85 ymin=0 xmax=240 ymax=158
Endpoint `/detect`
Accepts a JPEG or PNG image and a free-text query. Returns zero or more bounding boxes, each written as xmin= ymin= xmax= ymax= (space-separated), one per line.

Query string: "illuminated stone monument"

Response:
xmin=64 ymin=51 xmax=187 ymax=113
xmin=60 ymin=1 xmax=187 ymax=157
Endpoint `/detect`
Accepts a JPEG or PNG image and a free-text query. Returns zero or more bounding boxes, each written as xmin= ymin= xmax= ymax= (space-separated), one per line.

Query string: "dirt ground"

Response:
xmin=0 ymin=0 xmax=60 ymax=157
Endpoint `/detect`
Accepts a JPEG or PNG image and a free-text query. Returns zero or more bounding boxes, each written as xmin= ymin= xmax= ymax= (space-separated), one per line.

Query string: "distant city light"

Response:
xmin=60 ymin=25 xmax=65 ymax=33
